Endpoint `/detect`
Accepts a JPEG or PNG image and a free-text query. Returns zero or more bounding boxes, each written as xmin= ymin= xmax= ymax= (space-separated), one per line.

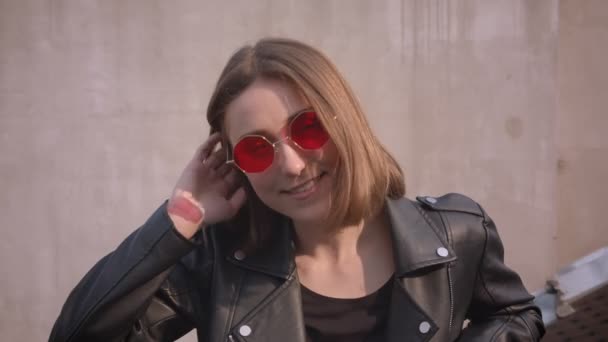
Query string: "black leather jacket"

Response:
xmin=50 ymin=193 xmax=545 ymax=341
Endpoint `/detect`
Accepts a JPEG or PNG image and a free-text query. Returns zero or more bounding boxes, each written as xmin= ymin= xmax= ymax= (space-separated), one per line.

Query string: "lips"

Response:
xmin=282 ymin=172 xmax=326 ymax=194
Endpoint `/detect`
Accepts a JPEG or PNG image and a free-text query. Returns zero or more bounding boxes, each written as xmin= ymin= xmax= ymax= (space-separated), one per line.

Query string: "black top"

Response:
xmin=301 ymin=277 xmax=393 ymax=342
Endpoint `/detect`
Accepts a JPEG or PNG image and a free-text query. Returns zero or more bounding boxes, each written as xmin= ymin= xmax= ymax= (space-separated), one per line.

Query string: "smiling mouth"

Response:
xmin=282 ymin=172 xmax=326 ymax=194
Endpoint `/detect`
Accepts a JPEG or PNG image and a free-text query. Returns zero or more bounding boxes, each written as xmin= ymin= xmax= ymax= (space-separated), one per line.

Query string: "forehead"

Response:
xmin=224 ymin=78 xmax=309 ymax=143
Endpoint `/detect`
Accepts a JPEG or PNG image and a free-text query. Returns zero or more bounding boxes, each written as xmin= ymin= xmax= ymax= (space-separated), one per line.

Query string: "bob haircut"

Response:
xmin=206 ymin=37 xmax=405 ymax=251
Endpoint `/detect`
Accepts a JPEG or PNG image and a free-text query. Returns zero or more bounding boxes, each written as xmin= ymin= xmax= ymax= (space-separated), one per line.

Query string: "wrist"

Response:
xmin=167 ymin=193 xmax=205 ymax=239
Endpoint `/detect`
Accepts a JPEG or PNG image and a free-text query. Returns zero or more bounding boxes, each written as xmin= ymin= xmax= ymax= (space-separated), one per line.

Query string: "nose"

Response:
xmin=275 ymin=141 xmax=306 ymax=176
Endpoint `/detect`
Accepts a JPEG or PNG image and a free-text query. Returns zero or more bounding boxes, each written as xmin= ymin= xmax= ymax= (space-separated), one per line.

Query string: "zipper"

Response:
xmin=447 ymin=265 xmax=454 ymax=332
xmin=224 ymin=271 xmax=245 ymax=342
xmin=437 ymin=211 xmax=455 ymax=333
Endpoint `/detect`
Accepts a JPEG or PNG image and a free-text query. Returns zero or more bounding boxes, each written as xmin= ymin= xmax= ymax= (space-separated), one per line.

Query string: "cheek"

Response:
xmin=247 ymin=173 xmax=277 ymax=197
xmin=320 ymin=140 xmax=339 ymax=167
xmin=298 ymin=140 xmax=337 ymax=167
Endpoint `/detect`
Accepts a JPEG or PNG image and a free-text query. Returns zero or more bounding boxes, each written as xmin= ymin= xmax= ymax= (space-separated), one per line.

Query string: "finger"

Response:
xmin=224 ymin=168 xmax=242 ymax=190
xmin=204 ymin=147 xmax=227 ymax=170
xmin=216 ymin=163 xmax=233 ymax=178
xmin=228 ymin=187 xmax=247 ymax=212
xmin=196 ymin=133 xmax=222 ymax=161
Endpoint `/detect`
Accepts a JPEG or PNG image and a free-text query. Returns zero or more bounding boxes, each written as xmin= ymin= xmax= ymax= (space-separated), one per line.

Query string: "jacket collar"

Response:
xmin=228 ymin=196 xmax=456 ymax=278
xmin=227 ymin=216 xmax=296 ymax=279
xmin=385 ymin=196 xmax=456 ymax=276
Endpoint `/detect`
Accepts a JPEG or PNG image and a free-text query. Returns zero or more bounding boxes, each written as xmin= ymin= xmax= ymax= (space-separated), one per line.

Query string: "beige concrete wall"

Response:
xmin=0 ymin=1 xmax=603 ymax=341
xmin=398 ymin=0 xmax=559 ymax=293
xmin=556 ymin=0 xmax=608 ymax=268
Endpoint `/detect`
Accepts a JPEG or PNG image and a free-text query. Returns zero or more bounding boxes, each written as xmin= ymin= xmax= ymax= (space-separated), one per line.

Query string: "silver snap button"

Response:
xmin=436 ymin=247 xmax=449 ymax=257
xmin=419 ymin=321 xmax=431 ymax=334
xmin=234 ymin=250 xmax=246 ymax=261
xmin=425 ymin=196 xmax=437 ymax=204
xmin=239 ymin=325 xmax=252 ymax=336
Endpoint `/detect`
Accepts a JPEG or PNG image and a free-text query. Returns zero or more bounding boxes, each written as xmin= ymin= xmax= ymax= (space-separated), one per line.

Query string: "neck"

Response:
xmin=292 ymin=211 xmax=389 ymax=264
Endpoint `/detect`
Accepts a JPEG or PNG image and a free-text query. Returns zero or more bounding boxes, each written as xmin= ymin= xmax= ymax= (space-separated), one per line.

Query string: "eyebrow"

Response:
xmin=236 ymin=107 xmax=313 ymax=140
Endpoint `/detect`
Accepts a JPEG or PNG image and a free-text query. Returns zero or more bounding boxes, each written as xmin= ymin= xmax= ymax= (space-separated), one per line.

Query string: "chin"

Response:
xmin=255 ymin=172 xmax=335 ymax=223
xmin=271 ymin=196 xmax=331 ymax=224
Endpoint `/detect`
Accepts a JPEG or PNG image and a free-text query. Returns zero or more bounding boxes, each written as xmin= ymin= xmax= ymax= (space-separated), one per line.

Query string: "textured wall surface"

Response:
xmin=0 ymin=1 xmax=604 ymax=341
xmin=556 ymin=0 xmax=608 ymax=268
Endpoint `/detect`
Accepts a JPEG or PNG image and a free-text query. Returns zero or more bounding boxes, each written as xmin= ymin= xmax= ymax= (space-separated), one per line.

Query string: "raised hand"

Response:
xmin=167 ymin=133 xmax=246 ymax=239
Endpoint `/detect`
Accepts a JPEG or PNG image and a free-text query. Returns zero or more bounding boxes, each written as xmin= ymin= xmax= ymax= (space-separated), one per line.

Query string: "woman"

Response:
xmin=50 ymin=38 xmax=544 ymax=342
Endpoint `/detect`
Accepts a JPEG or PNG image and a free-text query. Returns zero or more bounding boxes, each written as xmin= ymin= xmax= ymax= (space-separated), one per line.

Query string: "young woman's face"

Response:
xmin=224 ymin=77 xmax=338 ymax=224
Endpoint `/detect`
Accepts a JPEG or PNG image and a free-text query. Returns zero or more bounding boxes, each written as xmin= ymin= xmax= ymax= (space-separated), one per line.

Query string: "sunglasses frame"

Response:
xmin=226 ymin=108 xmax=329 ymax=174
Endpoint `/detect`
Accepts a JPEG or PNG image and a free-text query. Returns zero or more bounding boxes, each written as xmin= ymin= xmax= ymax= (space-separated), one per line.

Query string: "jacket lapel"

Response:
xmin=226 ymin=217 xmax=295 ymax=280
xmin=385 ymin=197 xmax=456 ymax=276
xmin=226 ymin=197 xmax=457 ymax=341
xmin=385 ymin=197 xmax=457 ymax=341
xmin=386 ymin=279 xmax=439 ymax=342
xmin=229 ymin=271 xmax=306 ymax=342
xmin=225 ymin=218 xmax=306 ymax=342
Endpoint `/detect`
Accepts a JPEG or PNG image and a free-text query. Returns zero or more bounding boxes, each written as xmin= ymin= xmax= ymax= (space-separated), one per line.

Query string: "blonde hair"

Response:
xmin=207 ymin=38 xmax=405 ymax=251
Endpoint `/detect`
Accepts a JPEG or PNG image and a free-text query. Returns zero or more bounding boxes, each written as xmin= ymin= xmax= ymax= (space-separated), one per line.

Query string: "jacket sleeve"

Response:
xmin=458 ymin=208 xmax=545 ymax=341
xmin=49 ymin=201 xmax=211 ymax=342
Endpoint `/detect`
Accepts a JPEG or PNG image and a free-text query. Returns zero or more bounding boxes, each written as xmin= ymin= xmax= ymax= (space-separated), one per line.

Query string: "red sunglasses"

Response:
xmin=227 ymin=110 xmax=330 ymax=173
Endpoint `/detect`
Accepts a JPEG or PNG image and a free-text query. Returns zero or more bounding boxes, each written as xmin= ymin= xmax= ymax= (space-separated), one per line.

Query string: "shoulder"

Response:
xmin=412 ymin=193 xmax=498 ymax=264
xmin=415 ymin=193 xmax=485 ymax=218
xmin=413 ymin=193 xmax=492 ymax=246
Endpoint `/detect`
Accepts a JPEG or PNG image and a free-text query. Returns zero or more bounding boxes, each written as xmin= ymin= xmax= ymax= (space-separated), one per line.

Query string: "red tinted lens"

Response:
xmin=290 ymin=111 xmax=329 ymax=149
xmin=233 ymin=136 xmax=274 ymax=173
